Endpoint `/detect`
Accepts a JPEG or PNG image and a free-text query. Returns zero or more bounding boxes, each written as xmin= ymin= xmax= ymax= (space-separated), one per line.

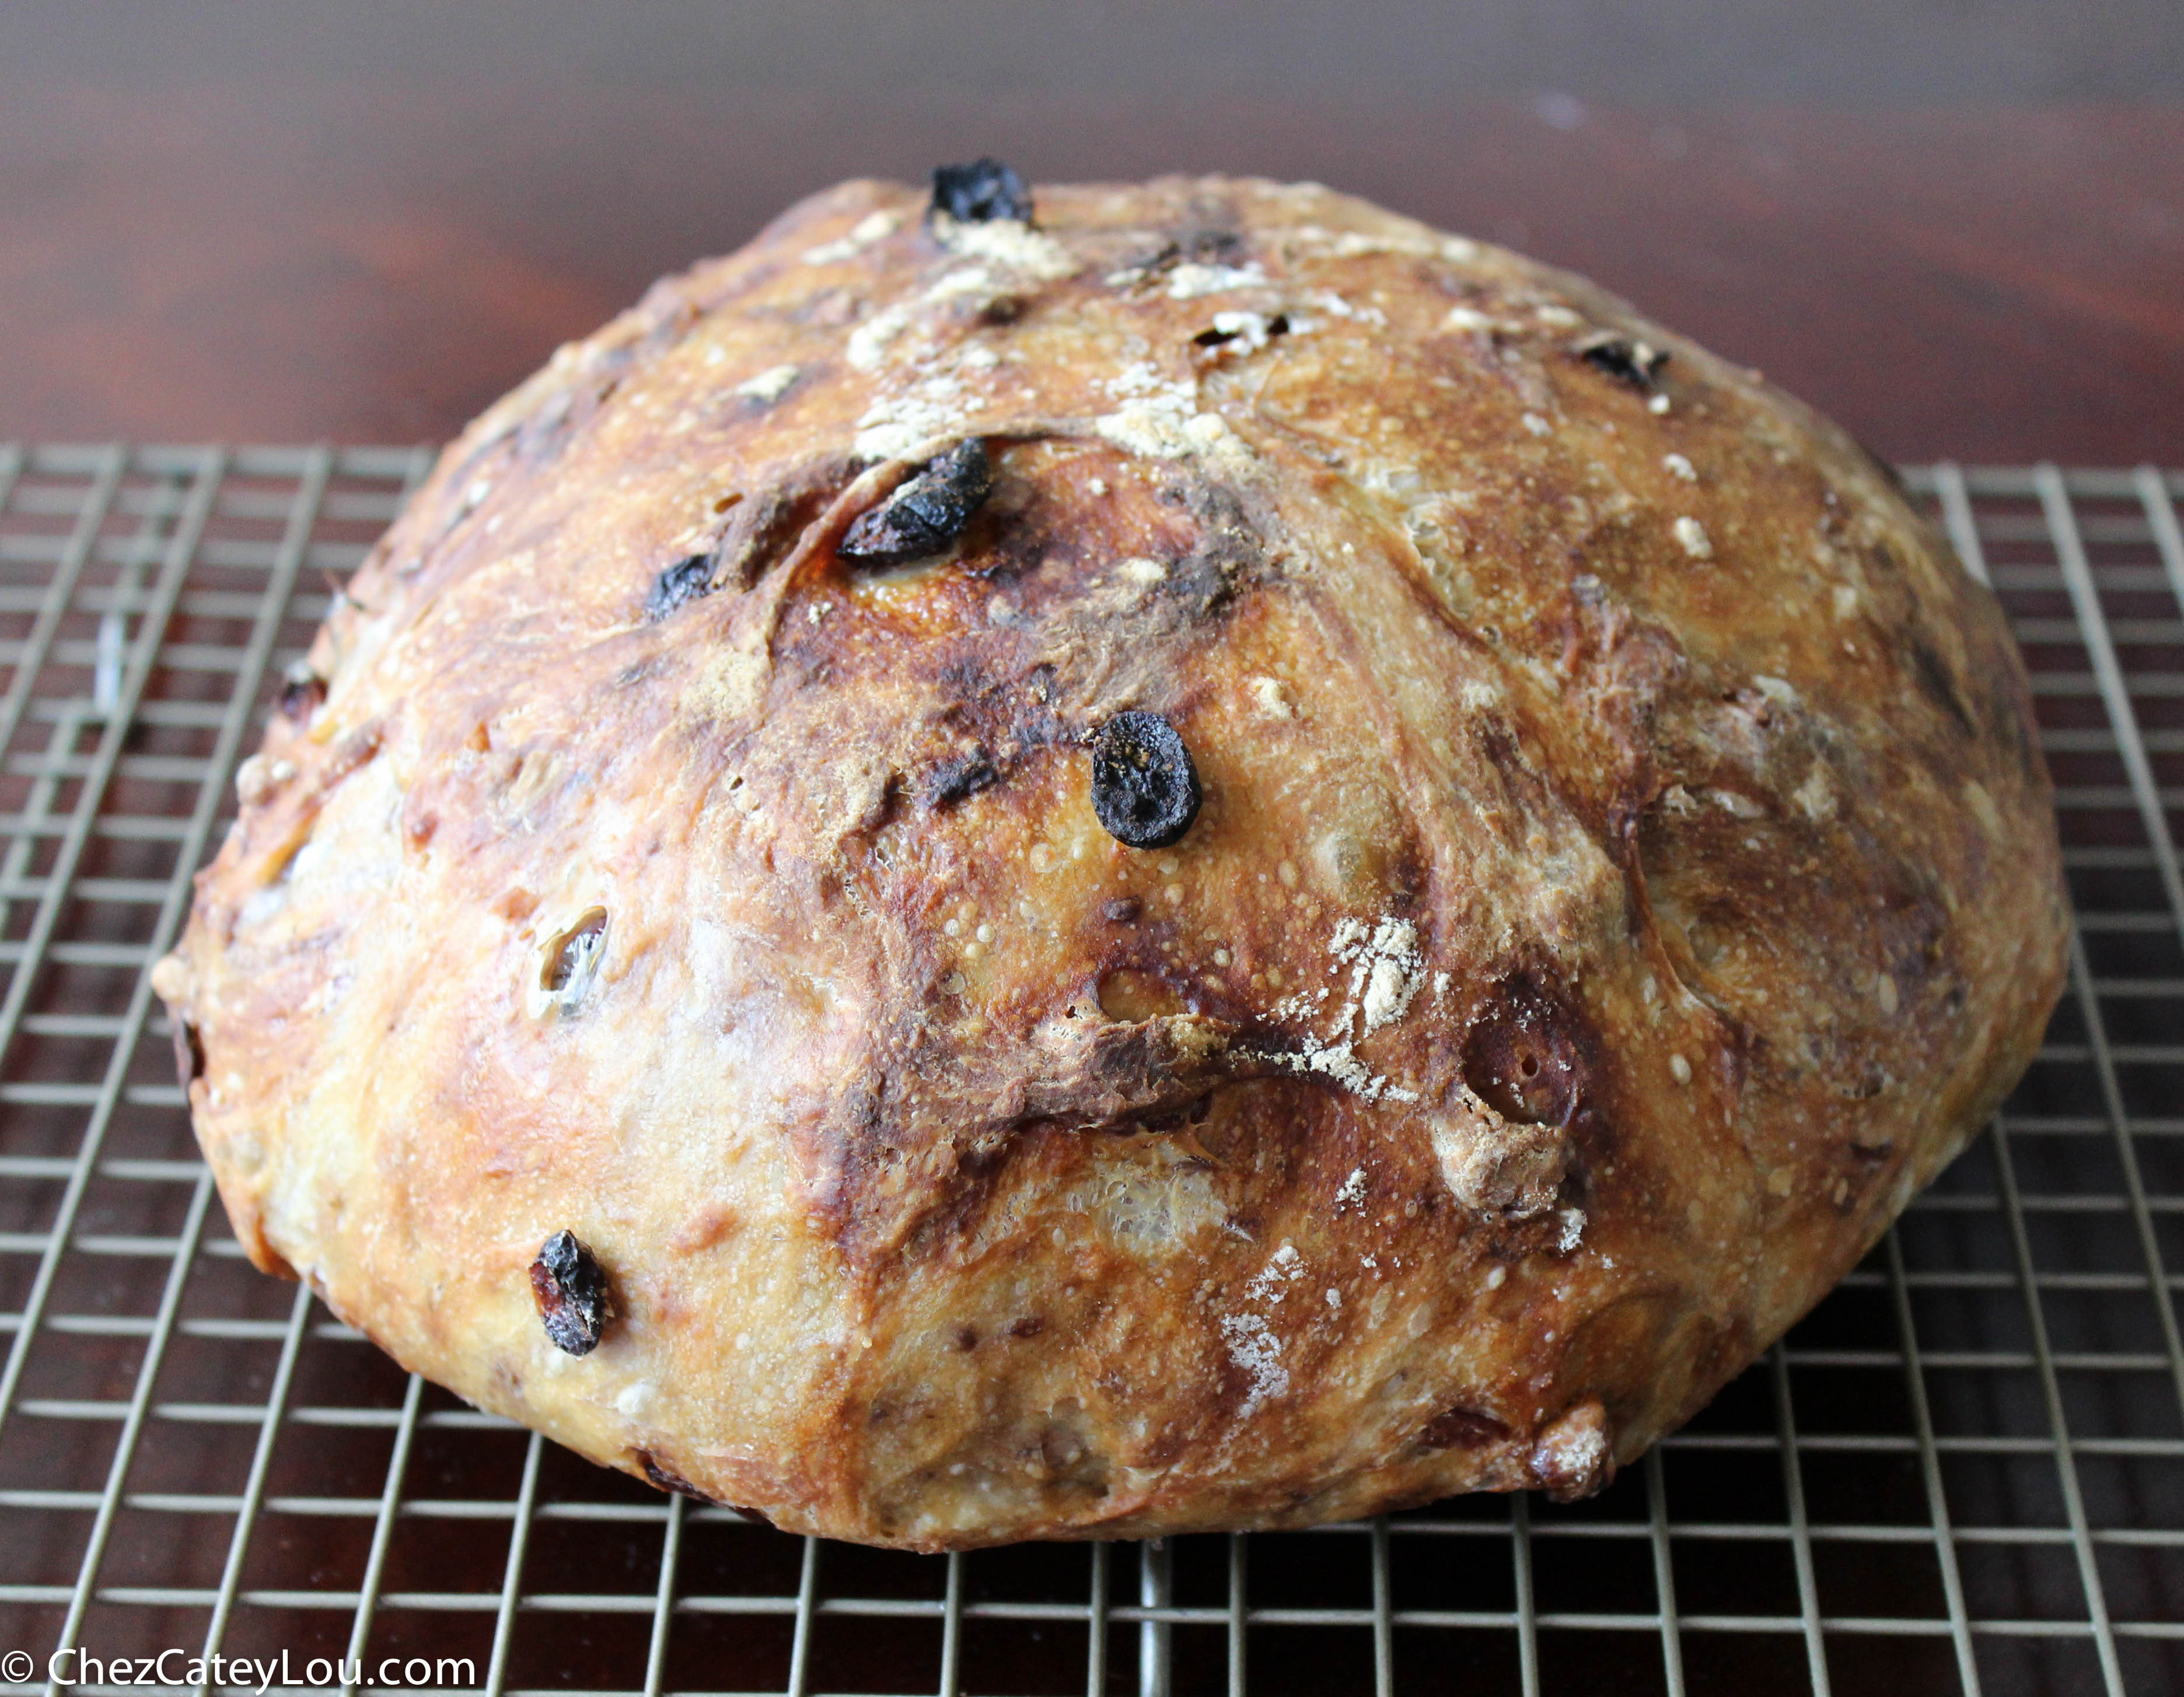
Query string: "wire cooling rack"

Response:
xmin=0 ymin=444 xmax=2178 ymax=1697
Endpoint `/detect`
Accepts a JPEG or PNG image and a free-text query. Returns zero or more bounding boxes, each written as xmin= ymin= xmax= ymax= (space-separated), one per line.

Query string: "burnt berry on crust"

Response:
xmin=1571 ymin=330 xmax=1669 ymax=391
xmin=530 ymin=1230 xmax=613 ymax=1356
xmin=1090 ymin=711 xmax=1203 ymax=849
xmin=930 ymin=158 xmax=1034 ymax=225
xmin=838 ymin=438 xmax=993 ymax=567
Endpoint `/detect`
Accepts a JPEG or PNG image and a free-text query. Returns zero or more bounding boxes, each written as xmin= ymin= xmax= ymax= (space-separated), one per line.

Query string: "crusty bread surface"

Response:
xmin=153 ymin=175 xmax=2067 ymax=1549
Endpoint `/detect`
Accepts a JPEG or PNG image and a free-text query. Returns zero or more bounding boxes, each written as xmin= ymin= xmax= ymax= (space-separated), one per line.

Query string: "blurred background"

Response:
xmin=2 ymin=0 xmax=2181 ymax=463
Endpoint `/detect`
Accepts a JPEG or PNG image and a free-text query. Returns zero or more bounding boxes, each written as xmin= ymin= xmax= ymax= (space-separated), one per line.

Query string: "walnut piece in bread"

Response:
xmin=152 ymin=170 xmax=2066 ymax=1550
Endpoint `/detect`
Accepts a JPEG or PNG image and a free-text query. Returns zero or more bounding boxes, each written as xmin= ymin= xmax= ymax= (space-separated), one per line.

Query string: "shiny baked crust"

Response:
xmin=152 ymin=175 xmax=2067 ymax=1550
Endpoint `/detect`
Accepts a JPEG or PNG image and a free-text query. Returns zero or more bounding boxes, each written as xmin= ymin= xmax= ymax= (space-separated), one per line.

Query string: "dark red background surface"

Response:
xmin=2 ymin=3 xmax=2183 ymax=463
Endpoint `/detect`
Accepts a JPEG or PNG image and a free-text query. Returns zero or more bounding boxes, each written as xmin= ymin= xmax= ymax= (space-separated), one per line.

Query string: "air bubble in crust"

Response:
xmin=533 ymin=908 xmax=609 ymax=1016
xmin=1419 ymin=1405 xmax=1512 ymax=1450
xmin=277 ymin=661 xmax=326 ymax=723
xmin=171 ymin=1016 xmax=205 ymax=1089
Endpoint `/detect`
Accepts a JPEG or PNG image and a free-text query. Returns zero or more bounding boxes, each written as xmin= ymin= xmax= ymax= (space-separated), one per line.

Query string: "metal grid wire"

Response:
xmin=0 ymin=444 xmax=2178 ymax=1697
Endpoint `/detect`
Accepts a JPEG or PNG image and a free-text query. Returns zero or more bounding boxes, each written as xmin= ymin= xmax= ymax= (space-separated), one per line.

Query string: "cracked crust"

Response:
xmin=152 ymin=175 xmax=2066 ymax=1549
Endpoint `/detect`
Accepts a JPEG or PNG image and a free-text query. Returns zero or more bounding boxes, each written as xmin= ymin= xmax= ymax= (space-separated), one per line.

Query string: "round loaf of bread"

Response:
xmin=153 ymin=172 xmax=2067 ymax=1550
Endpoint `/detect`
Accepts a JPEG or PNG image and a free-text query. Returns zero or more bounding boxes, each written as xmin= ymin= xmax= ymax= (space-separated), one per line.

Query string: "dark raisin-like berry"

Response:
xmin=530 ymin=1230 xmax=612 ymax=1356
xmin=1573 ymin=332 xmax=1668 ymax=390
xmin=635 ymin=1450 xmax=719 ymax=1503
xmin=927 ymin=753 xmax=1000 ymax=809
xmin=646 ymin=554 xmax=715 ymax=620
xmin=930 ymin=158 xmax=1033 ymax=225
xmin=1091 ymin=711 xmax=1201 ymax=849
xmin=277 ymin=662 xmax=326 ymax=723
xmin=1192 ymin=313 xmax=1288 ymax=348
xmin=838 ymin=439 xmax=992 ymax=568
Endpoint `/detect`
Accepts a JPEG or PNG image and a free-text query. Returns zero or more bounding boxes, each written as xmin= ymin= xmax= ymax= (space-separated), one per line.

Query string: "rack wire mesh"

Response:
xmin=0 ymin=443 xmax=2176 ymax=1696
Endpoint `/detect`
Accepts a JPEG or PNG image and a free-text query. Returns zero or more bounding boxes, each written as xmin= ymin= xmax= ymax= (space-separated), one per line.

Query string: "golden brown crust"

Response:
xmin=152 ymin=175 xmax=2066 ymax=1549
